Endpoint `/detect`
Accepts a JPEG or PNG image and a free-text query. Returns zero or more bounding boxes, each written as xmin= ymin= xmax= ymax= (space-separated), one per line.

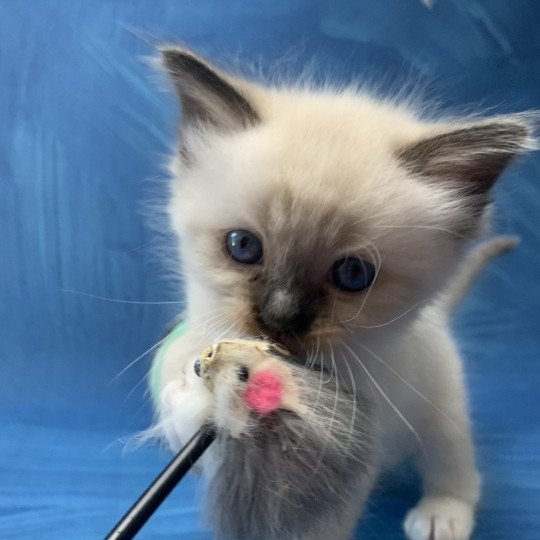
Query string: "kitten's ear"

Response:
xmin=397 ymin=117 xmax=536 ymax=204
xmin=160 ymin=47 xmax=260 ymax=133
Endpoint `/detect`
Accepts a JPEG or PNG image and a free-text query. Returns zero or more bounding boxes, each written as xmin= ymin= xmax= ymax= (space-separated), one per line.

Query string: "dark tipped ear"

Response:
xmin=396 ymin=118 xmax=535 ymax=205
xmin=160 ymin=47 xmax=260 ymax=133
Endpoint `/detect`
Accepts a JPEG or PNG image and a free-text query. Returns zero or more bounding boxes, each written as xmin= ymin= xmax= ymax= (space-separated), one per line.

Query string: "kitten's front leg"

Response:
xmin=404 ymin=327 xmax=480 ymax=540
xmin=404 ymin=408 xmax=480 ymax=540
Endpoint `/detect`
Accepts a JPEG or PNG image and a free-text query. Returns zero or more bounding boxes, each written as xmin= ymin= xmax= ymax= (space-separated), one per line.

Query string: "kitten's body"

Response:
xmin=155 ymin=262 xmax=481 ymax=540
xmin=150 ymin=48 xmax=535 ymax=540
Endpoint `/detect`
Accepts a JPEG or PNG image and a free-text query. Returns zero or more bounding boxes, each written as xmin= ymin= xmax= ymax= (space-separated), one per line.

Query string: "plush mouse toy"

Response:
xmin=150 ymin=335 xmax=376 ymax=540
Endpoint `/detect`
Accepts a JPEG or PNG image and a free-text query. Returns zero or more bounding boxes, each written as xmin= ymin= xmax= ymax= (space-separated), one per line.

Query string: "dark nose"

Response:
xmin=256 ymin=287 xmax=317 ymax=335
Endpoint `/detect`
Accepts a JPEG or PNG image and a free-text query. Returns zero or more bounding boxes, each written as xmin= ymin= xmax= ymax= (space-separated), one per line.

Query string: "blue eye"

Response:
xmin=332 ymin=257 xmax=376 ymax=292
xmin=226 ymin=229 xmax=263 ymax=264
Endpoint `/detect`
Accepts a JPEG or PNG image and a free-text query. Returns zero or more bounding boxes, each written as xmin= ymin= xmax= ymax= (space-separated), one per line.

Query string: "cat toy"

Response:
xmin=105 ymin=338 xmax=308 ymax=539
xmin=106 ymin=336 xmax=374 ymax=539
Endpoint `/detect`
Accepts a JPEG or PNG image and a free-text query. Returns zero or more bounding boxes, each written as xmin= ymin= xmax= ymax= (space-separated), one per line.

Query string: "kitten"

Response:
xmin=150 ymin=47 xmax=535 ymax=540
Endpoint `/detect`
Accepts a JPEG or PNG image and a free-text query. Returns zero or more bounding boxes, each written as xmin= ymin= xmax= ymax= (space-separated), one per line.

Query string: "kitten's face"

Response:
xmin=163 ymin=49 xmax=531 ymax=352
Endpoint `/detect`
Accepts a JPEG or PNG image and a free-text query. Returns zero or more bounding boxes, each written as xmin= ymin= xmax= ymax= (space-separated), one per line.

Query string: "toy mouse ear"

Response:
xmin=396 ymin=117 xmax=536 ymax=211
xmin=160 ymin=47 xmax=260 ymax=133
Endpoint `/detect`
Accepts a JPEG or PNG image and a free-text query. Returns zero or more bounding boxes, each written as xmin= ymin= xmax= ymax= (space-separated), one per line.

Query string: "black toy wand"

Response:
xmin=105 ymin=425 xmax=216 ymax=540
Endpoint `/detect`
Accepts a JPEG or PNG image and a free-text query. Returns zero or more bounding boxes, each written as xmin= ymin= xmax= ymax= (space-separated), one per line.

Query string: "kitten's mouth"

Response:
xmin=262 ymin=331 xmax=305 ymax=356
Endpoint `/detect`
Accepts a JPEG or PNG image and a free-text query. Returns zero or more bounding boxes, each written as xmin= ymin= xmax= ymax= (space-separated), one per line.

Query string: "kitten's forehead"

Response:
xmin=214 ymin=131 xmax=424 ymax=242
xmin=259 ymin=188 xmax=357 ymax=256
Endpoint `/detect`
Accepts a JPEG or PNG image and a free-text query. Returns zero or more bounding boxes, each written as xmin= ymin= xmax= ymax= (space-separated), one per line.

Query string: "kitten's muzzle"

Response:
xmin=256 ymin=287 xmax=318 ymax=336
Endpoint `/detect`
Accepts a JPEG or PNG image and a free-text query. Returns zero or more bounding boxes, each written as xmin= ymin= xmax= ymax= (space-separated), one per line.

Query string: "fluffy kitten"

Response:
xmin=151 ymin=47 xmax=535 ymax=540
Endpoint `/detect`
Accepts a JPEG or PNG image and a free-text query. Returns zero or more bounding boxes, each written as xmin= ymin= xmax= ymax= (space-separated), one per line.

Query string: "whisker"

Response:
xmin=305 ymin=335 xmax=320 ymax=371
xmin=315 ymin=340 xmax=326 ymax=410
xmin=113 ymin=308 xmax=225 ymax=384
xmin=338 ymin=239 xmax=382 ymax=324
xmin=121 ymin=234 xmax=163 ymax=255
xmin=356 ymin=341 xmax=462 ymax=432
xmin=372 ymin=224 xmax=466 ymax=240
xmin=206 ymin=316 xmax=248 ymax=347
xmin=312 ymin=342 xmax=340 ymax=473
xmin=188 ymin=314 xmax=238 ymax=351
xmin=355 ymin=297 xmax=430 ymax=329
xmin=61 ymin=289 xmax=186 ymax=305
xmin=340 ymin=351 xmax=358 ymax=447
xmin=137 ymin=312 xmax=242 ymax=403
xmin=110 ymin=333 xmax=171 ymax=384
xmin=124 ymin=370 xmax=151 ymax=403
xmin=339 ymin=339 xmax=423 ymax=450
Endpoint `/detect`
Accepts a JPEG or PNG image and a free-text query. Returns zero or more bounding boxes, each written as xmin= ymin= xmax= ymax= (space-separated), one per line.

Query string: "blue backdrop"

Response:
xmin=1 ymin=1 xmax=538 ymax=539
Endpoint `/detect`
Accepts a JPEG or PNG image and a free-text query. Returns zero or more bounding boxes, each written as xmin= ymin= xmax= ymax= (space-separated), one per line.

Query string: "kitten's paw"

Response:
xmin=404 ymin=496 xmax=474 ymax=540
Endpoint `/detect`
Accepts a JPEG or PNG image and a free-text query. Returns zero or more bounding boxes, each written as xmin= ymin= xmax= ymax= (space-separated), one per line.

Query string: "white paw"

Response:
xmin=404 ymin=496 xmax=474 ymax=540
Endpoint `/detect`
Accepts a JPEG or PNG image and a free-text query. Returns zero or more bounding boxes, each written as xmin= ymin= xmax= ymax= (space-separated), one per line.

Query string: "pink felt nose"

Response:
xmin=243 ymin=369 xmax=283 ymax=414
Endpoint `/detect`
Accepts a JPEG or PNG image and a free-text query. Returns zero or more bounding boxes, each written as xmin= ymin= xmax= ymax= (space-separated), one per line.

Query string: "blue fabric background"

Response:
xmin=1 ymin=1 xmax=538 ymax=538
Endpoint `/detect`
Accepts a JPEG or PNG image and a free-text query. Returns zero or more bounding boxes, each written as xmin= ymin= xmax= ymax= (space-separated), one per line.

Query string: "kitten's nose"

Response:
xmin=257 ymin=287 xmax=317 ymax=336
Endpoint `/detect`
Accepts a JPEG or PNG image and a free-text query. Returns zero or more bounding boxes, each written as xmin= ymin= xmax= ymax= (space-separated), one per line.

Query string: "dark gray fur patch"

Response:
xmin=252 ymin=253 xmax=327 ymax=338
xmin=205 ymin=363 xmax=375 ymax=540
xmin=396 ymin=121 xmax=530 ymax=203
xmin=255 ymin=280 xmax=322 ymax=336
xmin=161 ymin=48 xmax=259 ymax=132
